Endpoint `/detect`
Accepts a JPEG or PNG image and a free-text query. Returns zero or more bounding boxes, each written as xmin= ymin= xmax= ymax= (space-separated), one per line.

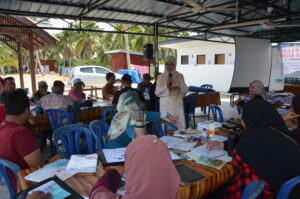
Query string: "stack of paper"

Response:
xmin=66 ymin=154 xmax=98 ymax=173
xmin=25 ymin=159 xmax=76 ymax=182
xmin=191 ymin=144 xmax=226 ymax=158
xmin=160 ymin=136 xmax=197 ymax=151
xmin=186 ymin=151 xmax=226 ymax=170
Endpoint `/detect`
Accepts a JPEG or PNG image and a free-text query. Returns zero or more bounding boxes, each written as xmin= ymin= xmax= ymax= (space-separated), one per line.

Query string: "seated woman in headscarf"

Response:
xmin=155 ymin=56 xmax=188 ymax=130
xmin=222 ymin=99 xmax=300 ymax=199
xmin=105 ymin=91 xmax=143 ymax=149
xmin=106 ymin=91 xmax=178 ymax=148
xmin=90 ymin=136 xmax=181 ymax=199
xmin=234 ymin=80 xmax=266 ymax=108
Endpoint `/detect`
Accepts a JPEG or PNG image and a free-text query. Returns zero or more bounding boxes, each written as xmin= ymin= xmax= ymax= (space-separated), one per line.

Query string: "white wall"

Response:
xmin=159 ymin=41 xmax=235 ymax=92
xmin=270 ymin=47 xmax=300 ymax=91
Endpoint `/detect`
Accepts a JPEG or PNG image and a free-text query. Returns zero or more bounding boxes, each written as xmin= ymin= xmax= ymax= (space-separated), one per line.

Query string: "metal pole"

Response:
xmin=154 ymin=23 xmax=159 ymax=75
xmin=17 ymin=42 xmax=24 ymax=88
xmin=29 ymin=32 xmax=36 ymax=93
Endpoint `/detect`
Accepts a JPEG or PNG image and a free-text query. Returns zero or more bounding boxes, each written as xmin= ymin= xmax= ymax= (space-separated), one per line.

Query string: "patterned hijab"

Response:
xmin=108 ymin=91 xmax=141 ymax=141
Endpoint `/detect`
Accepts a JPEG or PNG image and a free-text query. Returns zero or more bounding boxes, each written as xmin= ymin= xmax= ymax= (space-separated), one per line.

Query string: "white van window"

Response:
xmin=80 ymin=67 xmax=94 ymax=73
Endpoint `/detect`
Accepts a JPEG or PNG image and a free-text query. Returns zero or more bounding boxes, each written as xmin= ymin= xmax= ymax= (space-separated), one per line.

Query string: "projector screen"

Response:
xmin=229 ymin=37 xmax=272 ymax=93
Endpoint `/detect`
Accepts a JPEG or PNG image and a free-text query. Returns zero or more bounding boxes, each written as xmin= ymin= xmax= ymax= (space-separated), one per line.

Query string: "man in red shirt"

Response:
xmin=0 ymin=89 xmax=44 ymax=189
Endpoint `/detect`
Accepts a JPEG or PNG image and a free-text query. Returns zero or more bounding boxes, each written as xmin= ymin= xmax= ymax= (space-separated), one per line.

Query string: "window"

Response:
xmin=80 ymin=67 xmax=94 ymax=73
xmin=95 ymin=67 xmax=109 ymax=74
xmin=215 ymin=54 xmax=225 ymax=64
xmin=197 ymin=55 xmax=206 ymax=64
xmin=181 ymin=55 xmax=189 ymax=65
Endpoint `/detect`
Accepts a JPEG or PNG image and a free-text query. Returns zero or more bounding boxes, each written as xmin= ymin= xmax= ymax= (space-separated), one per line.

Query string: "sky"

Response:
xmin=46 ymin=18 xmax=113 ymax=35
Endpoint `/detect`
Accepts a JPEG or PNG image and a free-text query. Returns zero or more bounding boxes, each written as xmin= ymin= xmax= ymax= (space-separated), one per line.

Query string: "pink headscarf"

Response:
xmin=123 ymin=136 xmax=180 ymax=199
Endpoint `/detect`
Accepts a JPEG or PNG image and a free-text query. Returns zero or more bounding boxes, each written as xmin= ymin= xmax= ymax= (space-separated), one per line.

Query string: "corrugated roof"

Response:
xmin=0 ymin=0 xmax=300 ymax=42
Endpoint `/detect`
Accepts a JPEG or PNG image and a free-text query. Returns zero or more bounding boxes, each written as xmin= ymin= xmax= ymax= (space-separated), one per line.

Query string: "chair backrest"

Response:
xmin=188 ymin=86 xmax=210 ymax=92
xmin=162 ymin=120 xmax=178 ymax=136
xmin=200 ymin=84 xmax=213 ymax=89
xmin=53 ymin=124 xmax=95 ymax=158
xmin=277 ymin=175 xmax=300 ymax=199
xmin=295 ymin=78 xmax=300 ymax=85
xmin=89 ymin=120 xmax=109 ymax=151
xmin=285 ymin=77 xmax=295 ymax=85
xmin=0 ymin=158 xmax=21 ymax=199
xmin=45 ymin=109 xmax=74 ymax=131
xmin=241 ymin=180 xmax=265 ymax=199
xmin=101 ymin=107 xmax=116 ymax=127
xmin=210 ymin=104 xmax=224 ymax=122
xmin=183 ymin=93 xmax=198 ymax=128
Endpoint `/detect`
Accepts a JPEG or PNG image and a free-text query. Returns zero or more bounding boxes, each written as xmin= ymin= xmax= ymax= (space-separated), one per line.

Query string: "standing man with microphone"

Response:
xmin=155 ymin=56 xmax=188 ymax=130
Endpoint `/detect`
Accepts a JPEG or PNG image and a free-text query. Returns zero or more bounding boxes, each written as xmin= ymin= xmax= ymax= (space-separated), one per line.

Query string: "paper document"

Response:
xmin=160 ymin=136 xmax=197 ymax=151
xmin=191 ymin=144 xmax=225 ymax=158
xmin=66 ymin=154 xmax=98 ymax=173
xmin=210 ymin=135 xmax=228 ymax=142
xmin=102 ymin=147 xmax=181 ymax=164
xmin=169 ymin=151 xmax=181 ymax=160
xmin=25 ymin=159 xmax=76 ymax=182
xmin=186 ymin=151 xmax=226 ymax=170
xmin=28 ymin=180 xmax=70 ymax=199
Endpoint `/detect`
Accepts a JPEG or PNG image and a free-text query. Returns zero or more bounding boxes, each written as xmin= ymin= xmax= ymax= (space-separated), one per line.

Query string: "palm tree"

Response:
xmin=0 ymin=43 xmax=18 ymax=74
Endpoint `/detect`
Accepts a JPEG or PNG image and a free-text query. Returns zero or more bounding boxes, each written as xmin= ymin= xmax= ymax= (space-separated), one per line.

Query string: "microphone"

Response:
xmin=168 ymin=73 xmax=172 ymax=88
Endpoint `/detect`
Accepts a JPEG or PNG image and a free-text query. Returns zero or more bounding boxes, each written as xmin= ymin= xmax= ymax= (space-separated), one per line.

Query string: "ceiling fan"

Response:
xmin=183 ymin=0 xmax=240 ymax=13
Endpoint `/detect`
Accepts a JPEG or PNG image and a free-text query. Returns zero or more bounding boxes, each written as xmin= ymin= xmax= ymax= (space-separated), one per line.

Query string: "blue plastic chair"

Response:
xmin=53 ymin=124 xmax=96 ymax=158
xmin=188 ymin=86 xmax=210 ymax=92
xmin=89 ymin=120 xmax=109 ymax=151
xmin=210 ymin=104 xmax=224 ymax=122
xmin=200 ymin=84 xmax=213 ymax=114
xmin=0 ymin=158 xmax=21 ymax=199
xmin=277 ymin=175 xmax=300 ymax=199
xmin=161 ymin=120 xmax=178 ymax=137
xmin=184 ymin=93 xmax=198 ymax=128
xmin=200 ymin=84 xmax=213 ymax=89
xmin=45 ymin=109 xmax=74 ymax=131
xmin=241 ymin=180 xmax=265 ymax=199
xmin=101 ymin=107 xmax=116 ymax=127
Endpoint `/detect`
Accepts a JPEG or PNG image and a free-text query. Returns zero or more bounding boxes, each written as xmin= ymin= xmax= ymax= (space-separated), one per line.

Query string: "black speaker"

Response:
xmin=143 ymin=43 xmax=153 ymax=60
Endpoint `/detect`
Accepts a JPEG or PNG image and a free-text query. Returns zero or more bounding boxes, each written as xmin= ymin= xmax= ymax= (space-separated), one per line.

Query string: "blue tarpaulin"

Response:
xmin=117 ymin=69 xmax=142 ymax=83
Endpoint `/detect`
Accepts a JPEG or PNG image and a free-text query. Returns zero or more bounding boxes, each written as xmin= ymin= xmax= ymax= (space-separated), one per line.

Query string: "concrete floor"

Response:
xmin=0 ymin=93 xmax=239 ymax=199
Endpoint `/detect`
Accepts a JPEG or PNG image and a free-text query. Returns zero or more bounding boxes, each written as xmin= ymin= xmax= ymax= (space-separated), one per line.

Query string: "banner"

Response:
xmin=278 ymin=43 xmax=300 ymax=75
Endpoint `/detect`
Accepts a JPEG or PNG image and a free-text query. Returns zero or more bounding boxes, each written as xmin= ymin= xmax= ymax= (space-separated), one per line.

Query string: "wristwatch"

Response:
xmin=135 ymin=120 xmax=146 ymax=128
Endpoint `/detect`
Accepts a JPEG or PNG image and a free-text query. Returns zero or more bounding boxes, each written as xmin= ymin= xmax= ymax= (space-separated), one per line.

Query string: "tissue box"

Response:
xmin=197 ymin=121 xmax=222 ymax=130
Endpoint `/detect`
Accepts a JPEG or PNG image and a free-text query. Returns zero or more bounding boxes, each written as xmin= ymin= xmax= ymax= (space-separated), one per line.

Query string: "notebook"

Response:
xmin=176 ymin=164 xmax=205 ymax=184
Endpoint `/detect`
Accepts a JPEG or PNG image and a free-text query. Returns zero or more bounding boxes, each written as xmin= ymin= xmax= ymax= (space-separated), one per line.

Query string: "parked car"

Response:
xmin=68 ymin=66 xmax=122 ymax=87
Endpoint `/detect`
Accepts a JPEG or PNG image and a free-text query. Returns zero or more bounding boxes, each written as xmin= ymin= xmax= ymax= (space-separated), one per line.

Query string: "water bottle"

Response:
xmin=144 ymin=87 xmax=150 ymax=100
xmin=200 ymin=128 xmax=208 ymax=144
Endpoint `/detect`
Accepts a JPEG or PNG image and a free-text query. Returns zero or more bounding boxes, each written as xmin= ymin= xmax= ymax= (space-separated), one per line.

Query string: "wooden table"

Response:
xmin=195 ymin=92 xmax=221 ymax=108
xmin=277 ymin=85 xmax=300 ymax=96
xmin=18 ymin=128 xmax=236 ymax=199
xmin=30 ymin=100 xmax=114 ymax=133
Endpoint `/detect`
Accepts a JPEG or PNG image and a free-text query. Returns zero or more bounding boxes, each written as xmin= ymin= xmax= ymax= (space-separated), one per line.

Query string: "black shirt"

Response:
xmin=112 ymin=86 xmax=145 ymax=105
xmin=31 ymin=91 xmax=51 ymax=104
